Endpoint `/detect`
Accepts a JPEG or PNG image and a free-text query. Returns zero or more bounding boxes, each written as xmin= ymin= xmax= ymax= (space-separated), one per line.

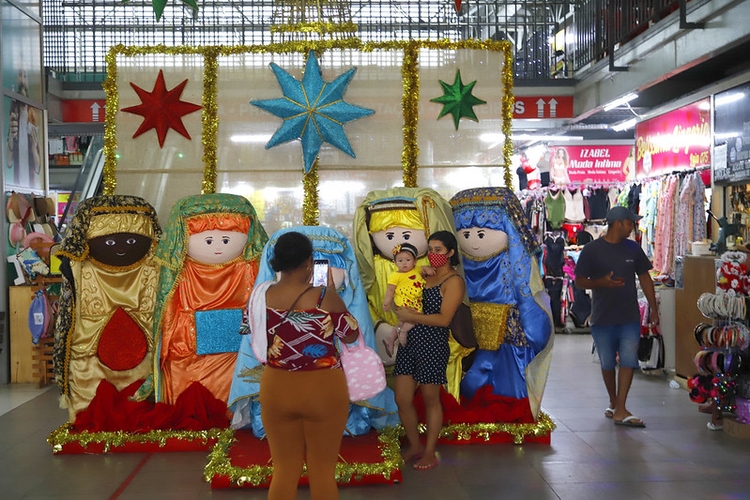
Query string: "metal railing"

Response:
xmin=42 ymin=0 xmax=691 ymax=83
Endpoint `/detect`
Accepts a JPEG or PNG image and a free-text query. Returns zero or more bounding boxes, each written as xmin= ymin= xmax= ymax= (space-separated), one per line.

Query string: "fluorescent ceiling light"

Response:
xmin=715 ymin=132 xmax=740 ymax=140
xmin=603 ymin=92 xmax=638 ymax=112
xmin=512 ymin=134 xmax=584 ymax=141
xmin=230 ymin=134 xmax=272 ymax=143
xmin=611 ymin=118 xmax=637 ymax=132
xmin=715 ymin=92 xmax=745 ymax=107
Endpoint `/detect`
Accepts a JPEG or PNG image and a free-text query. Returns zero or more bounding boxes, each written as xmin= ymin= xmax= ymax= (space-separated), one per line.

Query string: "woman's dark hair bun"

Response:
xmin=270 ymin=231 xmax=313 ymax=272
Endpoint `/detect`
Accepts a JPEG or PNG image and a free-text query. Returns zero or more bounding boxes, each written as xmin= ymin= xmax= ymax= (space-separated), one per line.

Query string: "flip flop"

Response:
xmin=604 ymin=407 xmax=615 ymax=419
xmin=413 ymin=459 xmax=439 ymax=471
xmin=614 ymin=415 xmax=645 ymax=427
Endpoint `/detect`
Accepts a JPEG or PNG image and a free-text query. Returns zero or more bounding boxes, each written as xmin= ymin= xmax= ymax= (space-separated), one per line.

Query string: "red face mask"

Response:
xmin=427 ymin=252 xmax=449 ymax=268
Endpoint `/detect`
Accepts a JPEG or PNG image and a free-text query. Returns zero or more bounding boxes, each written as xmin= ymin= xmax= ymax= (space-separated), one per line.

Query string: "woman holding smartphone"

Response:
xmin=247 ymin=231 xmax=360 ymax=500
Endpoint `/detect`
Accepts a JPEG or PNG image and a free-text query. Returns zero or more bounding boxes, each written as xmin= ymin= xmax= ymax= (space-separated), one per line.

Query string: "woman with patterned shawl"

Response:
xmin=352 ymin=188 xmax=459 ymax=369
xmin=53 ymin=195 xmax=162 ymax=421
xmin=229 ymin=225 xmax=398 ymax=437
xmin=450 ymin=187 xmax=554 ymax=421
xmin=153 ymin=193 xmax=267 ymax=405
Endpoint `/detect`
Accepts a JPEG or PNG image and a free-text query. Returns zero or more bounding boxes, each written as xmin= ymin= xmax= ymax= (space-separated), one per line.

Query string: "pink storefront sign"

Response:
xmin=548 ymin=145 xmax=634 ymax=185
xmin=635 ymin=98 xmax=711 ymax=177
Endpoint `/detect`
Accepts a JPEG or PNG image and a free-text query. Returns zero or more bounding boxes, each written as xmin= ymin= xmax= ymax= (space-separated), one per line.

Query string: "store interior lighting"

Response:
xmin=603 ymin=92 xmax=639 ymax=112
xmin=610 ymin=118 xmax=637 ymax=132
xmin=480 ymin=133 xmax=584 ymax=143
xmin=511 ymin=134 xmax=584 ymax=142
xmin=715 ymin=92 xmax=745 ymax=107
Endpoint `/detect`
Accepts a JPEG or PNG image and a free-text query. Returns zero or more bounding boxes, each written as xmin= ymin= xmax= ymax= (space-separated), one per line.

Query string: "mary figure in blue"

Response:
xmin=228 ymin=225 xmax=398 ymax=437
xmin=450 ymin=187 xmax=554 ymax=421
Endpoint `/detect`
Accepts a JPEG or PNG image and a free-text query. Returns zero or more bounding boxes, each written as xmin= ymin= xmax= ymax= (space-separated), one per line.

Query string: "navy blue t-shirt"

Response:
xmin=574 ymin=237 xmax=652 ymax=326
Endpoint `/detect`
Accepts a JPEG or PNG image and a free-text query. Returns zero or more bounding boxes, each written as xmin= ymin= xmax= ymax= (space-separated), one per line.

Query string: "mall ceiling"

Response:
xmin=555 ymin=35 xmax=750 ymax=144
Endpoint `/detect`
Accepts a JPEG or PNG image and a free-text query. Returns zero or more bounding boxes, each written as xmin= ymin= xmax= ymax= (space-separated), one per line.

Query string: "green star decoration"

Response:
xmin=430 ymin=70 xmax=487 ymax=130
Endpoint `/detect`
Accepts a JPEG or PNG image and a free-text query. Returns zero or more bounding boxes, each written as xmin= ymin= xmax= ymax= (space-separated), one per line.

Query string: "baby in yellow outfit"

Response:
xmin=382 ymin=243 xmax=433 ymax=357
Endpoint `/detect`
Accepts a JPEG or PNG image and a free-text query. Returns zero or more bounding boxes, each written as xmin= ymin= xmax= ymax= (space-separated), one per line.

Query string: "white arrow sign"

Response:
xmin=536 ymin=98 xmax=546 ymax=118
xmin=91 ymin=102 xmax=102 ymax=122
xmin=534 ymin=98 xmax=560 ymax=118
xmin=548 ymin=98 xmax=558 ymax=118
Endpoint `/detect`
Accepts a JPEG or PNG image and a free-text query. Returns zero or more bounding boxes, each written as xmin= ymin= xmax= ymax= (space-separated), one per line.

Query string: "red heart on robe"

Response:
xmin=97 ymin=307 xmax=149 ymax=371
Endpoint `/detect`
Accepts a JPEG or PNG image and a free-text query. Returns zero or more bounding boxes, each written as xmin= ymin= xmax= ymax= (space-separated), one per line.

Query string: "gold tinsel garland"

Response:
xmin=401 ymin=41 xmax=420 ymax=187
xmin=303 ymin=160 xmax=320 ymax=225
xmin=501 ymin=47 xmax=515 ymax=188
xmin=434 ymin=412 xmax=556 ymax=444
xmin=201 ymin=47 xmax=219 ymax=194
xmin=203 ymin=426 xmax=403 ymax=486
xmin=102 ymin=46 xmax=120 ymax=196
xmin=104 ymin=39 xmax=513 ymax=198
xmin=103 ymin=44 xmax=205 ymax=195
xmin=47 ymin=422 xmax=227 ymax=454
xmin=270 ymin=22 xmax=358 ymax=34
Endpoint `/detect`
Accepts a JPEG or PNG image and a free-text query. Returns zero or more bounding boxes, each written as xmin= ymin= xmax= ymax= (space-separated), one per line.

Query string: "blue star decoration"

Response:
xmin=430 ymin=69 xmax=487 ymax=130
xmin=251 ymin=51 xmax=375 ymax=173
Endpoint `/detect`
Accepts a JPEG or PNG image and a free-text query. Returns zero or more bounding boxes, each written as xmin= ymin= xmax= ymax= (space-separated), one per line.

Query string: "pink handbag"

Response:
xmin=338 ymin=335 xmax=386 ymax=402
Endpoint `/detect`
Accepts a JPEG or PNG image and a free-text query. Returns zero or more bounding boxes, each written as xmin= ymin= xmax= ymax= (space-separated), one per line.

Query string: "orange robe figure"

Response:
xmin=153 ymin=194 xmax=268 ymax=405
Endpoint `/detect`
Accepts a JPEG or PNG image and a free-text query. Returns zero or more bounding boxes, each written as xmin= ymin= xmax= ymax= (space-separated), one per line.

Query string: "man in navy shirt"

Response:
xmin=575 ymin=206 xmax=659 ymax=427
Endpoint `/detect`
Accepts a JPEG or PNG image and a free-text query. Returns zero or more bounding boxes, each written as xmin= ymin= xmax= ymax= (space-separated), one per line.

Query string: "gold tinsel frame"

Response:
xmin=203 ymin=426 xmax=404 ymax=487
xmin=202 ymin=416 xmax=554 ymax=487
xmin=47 ymin=423 xmax=227 ymax=454
xmin=436 ymin=411 xmax=556 ymax=444
xmin=103 ymin=39 xmax=514 ymax=222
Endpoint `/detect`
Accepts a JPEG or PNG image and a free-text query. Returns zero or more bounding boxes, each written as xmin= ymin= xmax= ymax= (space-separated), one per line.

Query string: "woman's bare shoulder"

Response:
xmin=321 ymin=287 xmax=347 ymax=313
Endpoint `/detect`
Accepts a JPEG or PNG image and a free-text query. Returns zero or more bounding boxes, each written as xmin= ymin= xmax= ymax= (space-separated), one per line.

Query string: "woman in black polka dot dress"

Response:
xmin=393 ymin=230 xmax=466 ymax=471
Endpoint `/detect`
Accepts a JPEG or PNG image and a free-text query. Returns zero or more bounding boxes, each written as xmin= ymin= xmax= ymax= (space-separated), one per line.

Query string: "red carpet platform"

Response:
xmin=206 ymin=427 xmax=403 ymax=488
xmin=417 ymin=387 xmax=555 ymax=445
xmin=47 ymin=423 xmax=228 ymax=454
xmin=47 ymin=381 xmax=231 ymax=454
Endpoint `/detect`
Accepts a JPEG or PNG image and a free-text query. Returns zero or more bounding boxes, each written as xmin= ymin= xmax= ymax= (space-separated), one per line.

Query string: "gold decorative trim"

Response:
xmin=303 ymin=160 xmax=320 ymax=226
xmin=47 ymin=423 xmax=226 ymax=454
xmin=104 ymin=39 xmax=514 ymax=196
xmin=270 ymin=22 xmax=358 ymax=34
xmin=435 ymin=412 xmax=555 ymax=444
xmin=203 ymin=426 xmax=403 ymax=486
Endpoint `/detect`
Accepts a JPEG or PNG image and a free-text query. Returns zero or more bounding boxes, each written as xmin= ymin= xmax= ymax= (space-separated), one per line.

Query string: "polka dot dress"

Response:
xmin=393 ymin=283 xmax=450 ymax=385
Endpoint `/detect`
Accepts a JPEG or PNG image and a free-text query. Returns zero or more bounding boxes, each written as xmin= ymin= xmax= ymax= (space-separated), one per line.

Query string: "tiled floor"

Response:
xmin=1 ymin=334 xmax=749 ymax=499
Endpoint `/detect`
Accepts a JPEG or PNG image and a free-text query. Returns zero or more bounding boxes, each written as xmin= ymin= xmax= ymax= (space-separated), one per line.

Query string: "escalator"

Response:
xmin=57 ymin=135 xmax=104 ymax=237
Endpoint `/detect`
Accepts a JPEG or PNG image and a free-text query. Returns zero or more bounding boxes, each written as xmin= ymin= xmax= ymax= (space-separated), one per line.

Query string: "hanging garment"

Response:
xmin=586 ymin=187 xmax=609 ymax=220
xmin=544 ymin=277 xmax=565 ymax=328
xmin=563 ymin=188 xmax=586 ymax=223
xmin=544 ymin=233 xmax=566 ymax=277
xmin=545 ymin=189 xmax=566 ymax=230
xmin=607 ymin=187 xmax=620 ymax=209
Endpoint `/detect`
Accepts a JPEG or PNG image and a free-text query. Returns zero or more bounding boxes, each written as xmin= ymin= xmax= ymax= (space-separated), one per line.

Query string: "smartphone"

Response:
xmin=312 ymin=259 xmax=329 ymax=287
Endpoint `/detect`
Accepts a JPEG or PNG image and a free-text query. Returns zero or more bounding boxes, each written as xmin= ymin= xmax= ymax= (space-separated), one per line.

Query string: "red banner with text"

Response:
xmin=635 ymin=98 xmax=711 ymax=177
xmin=548 ymin=145 xmax=634 ymax=185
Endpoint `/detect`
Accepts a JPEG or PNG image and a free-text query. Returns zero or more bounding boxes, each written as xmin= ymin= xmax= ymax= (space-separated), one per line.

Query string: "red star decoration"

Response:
xmin=454 ymin=0 xmax=462 ymax=12
xmin=121 ymin=70 xmax=202 ymax=148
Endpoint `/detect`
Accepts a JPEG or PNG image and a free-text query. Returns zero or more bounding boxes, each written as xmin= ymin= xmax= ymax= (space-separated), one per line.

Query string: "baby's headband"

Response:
xmin=392 ymin=242 xmax=418 ymax=259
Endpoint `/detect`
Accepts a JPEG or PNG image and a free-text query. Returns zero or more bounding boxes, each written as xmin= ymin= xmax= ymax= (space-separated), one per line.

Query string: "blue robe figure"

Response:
xmin=228 ymin=226 xmax=398 ymax=437
xmin=450 ymin=187 xmax=554 ymax=420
